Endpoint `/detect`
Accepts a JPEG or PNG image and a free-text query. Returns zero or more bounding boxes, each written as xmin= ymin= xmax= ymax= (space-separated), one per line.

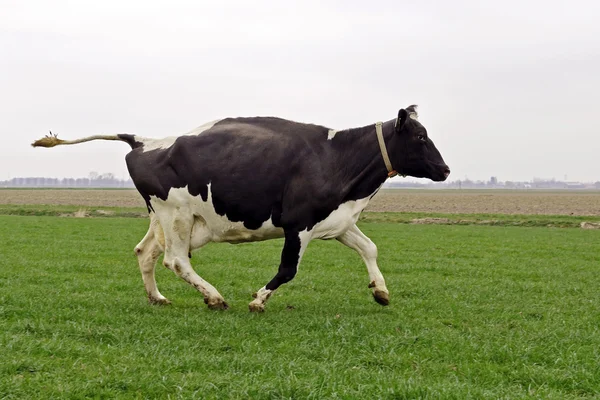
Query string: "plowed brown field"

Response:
xmin=2 ymin=189 xmax=599 ymax=216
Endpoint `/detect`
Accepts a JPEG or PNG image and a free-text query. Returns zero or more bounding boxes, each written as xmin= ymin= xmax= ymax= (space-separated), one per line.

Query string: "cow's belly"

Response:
xmin=194 ymin=214 xmax=284 ymax=245
xmin=150 ymin=186 xmax=284 ymax=248
xmin=150 ymin=186 xmax=373 ymax=248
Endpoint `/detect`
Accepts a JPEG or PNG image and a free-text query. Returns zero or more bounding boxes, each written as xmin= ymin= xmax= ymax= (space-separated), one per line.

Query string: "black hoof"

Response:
xmin=373 ymin=290 xmax=390 ymax=306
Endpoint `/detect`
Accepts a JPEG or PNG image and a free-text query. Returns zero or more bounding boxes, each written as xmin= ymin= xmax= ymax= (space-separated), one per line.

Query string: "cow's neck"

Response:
xmin=333 ymin=119 xmax=396 ymax=202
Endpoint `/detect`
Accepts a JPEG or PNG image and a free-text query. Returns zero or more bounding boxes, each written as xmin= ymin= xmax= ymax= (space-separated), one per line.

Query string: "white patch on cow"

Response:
xmin=149 ymin=184 xmax=284 ymax=250
xmin=138 ymin=119 xmax=221 ymax=152
xmin=327 ymin=129 xmax=338 ymax=140
xmin=310 ymin=196 xmax=372 ymax=240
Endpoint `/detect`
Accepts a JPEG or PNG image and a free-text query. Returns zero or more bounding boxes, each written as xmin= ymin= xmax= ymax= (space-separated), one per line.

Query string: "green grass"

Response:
xmin=1 ymin=216 xmax=600 ymax=399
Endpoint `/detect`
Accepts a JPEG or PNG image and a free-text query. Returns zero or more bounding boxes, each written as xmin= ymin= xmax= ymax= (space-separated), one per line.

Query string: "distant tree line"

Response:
xmin=386 ymin=177 xmax=600 ymax=190
xmin=1 ymin=172 xmax=135 ymax=188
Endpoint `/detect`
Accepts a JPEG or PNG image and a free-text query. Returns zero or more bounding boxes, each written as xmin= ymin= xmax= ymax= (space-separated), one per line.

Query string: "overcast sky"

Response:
xmin=1 ymin=0 xmax=599 ymax=183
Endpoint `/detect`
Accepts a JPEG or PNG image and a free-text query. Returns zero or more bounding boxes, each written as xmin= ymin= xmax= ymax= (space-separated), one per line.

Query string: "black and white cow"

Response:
xmin=32 ymin=106 xmax=450 ymax=311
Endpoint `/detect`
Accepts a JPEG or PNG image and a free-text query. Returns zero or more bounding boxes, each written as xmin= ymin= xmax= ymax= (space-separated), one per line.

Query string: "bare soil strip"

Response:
xmin=1 ymin=189 xmax=599 ymax=216
xmin=367 ymin=189 xmax=600 ymax=216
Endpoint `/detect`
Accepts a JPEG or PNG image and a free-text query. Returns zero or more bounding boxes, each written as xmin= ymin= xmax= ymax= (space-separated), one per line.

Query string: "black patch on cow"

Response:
xmin=123 ymin=113 xmax=449 ymax=230
xmin=265 ymin=230 xmax=301 ymax=290
xmin=117 ymin=134 xmax=144 ymax=149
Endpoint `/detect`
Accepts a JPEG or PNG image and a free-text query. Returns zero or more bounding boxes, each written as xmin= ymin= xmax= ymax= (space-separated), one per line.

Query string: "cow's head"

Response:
xmin=390 ymin=105 xmax=450 ymax=182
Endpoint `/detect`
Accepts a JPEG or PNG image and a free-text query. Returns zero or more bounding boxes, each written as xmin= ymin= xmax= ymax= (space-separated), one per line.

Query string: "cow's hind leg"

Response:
xmin=160 ymin=211 xmax=228 ymax=310
xmin=134 ymin=215 xmax=169 ymax=305
xmin=336 ymin=224 xmax=389 ymax=305
xmin=249 ymin=229 xmax=311 ymax=312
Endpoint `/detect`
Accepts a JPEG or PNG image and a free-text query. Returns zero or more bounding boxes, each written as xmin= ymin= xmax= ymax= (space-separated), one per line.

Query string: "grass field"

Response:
xmin=2 ymin=213 xmax=600 ymax=398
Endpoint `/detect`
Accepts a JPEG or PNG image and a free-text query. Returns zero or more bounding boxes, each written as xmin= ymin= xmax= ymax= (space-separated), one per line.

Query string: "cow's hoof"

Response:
xmin=148 ymin=296 xmax=171 ymax=305
xmin=372 ymin=289 xmax=390 ymax=306
xmin=248 ymin=302 xmax=265 ymax=313
xmin=207 ymin=299 xmax=229 ymax=310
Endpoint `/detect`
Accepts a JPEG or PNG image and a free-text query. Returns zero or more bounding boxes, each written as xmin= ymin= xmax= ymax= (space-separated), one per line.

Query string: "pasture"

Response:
xmin=1 ymin=205 xmax=600 ymax=398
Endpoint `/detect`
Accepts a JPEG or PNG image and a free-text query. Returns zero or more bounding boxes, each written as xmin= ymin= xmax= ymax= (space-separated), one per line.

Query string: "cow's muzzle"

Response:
xmin=431 ymin=165 xmax=451 ymax=182
xmin=443 ymin=166 xmax=451 ymax=180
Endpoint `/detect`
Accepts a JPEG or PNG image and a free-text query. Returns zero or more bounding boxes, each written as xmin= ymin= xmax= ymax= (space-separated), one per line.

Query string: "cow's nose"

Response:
xmin=443 ymin=166 xmax=451 ymax=178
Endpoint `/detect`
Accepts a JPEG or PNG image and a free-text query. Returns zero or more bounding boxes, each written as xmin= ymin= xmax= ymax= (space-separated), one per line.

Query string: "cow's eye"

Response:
xmin=417 ymin=134 xmax=426 ymax=142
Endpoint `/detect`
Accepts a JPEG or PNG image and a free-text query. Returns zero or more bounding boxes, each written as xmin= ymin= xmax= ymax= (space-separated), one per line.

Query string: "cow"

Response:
xmin=32 ymin=105 xmax=450 ymax=312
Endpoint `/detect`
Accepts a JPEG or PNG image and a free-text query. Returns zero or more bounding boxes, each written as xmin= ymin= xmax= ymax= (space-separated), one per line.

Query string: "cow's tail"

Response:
xmin=31 ymin=132 xmax=142 ymax=150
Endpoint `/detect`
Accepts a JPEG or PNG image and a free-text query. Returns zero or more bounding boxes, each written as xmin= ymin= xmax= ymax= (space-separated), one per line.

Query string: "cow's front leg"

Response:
xmin=249 ymin=229 xmax=311 ymax=312
xmin=336 ymin=224 xmax=389 ymax=305
xmin=160 ymin=212 xmax=228 ymax=310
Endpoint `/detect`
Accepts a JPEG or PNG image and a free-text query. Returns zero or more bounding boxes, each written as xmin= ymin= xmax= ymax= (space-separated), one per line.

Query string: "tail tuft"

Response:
xmin=31 ymin=131 xmax=65 ymax=148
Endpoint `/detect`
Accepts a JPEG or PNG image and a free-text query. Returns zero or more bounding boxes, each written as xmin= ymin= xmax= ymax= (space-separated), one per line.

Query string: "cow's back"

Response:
xmin=125 ymin=117 xmax=332 ymax=230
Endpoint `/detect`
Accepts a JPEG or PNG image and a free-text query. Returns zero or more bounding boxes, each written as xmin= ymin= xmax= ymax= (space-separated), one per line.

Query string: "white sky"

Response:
xmin=1 ymin=0 xmax=599 ymax=183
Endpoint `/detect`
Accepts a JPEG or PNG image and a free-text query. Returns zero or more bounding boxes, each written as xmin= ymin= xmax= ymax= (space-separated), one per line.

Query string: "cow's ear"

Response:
xmin=395 ymin=109 xmax=408 ymax=133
